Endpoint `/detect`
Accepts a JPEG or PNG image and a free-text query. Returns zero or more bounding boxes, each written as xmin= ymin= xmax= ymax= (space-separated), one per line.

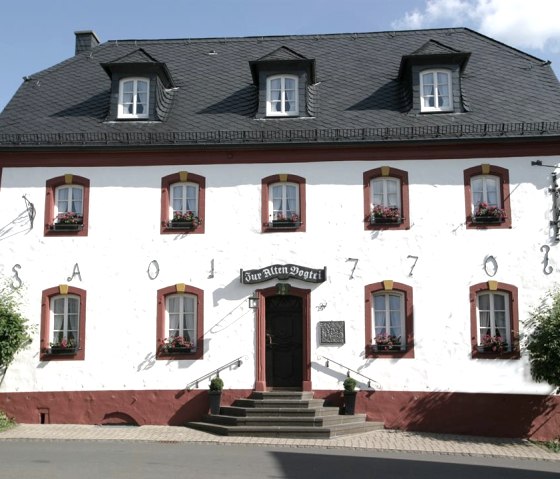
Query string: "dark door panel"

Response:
xmin=265 ymin=295 xmax=303 ymax=388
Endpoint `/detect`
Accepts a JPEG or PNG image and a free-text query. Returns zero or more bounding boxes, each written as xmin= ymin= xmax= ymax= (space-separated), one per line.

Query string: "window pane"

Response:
xmin=57 ymin=187 xmax=69 ymax=213
xmin=185 ymin=185 xmax=198 ymax=213
xmin=485 ymin=177 xmax=499 ymax=206
xmin=70 ymin=187 xmax=83 ymax=214
xmin=478 ymin=293 xmax=490 ymax=310
xmin=494 ymin=311 xmax=506 ymax=329
xmin=137 ymin=81 xmax=148 ymax=93
xmin=285 ymin=185 xmax=297 ymax=215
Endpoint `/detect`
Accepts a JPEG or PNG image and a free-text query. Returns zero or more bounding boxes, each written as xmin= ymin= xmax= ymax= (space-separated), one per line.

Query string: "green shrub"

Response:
xmin=0 ymin=411 xmax=15 ymax=432
xmin=209 ymin=376 xmax=224 ymax=391
xmin=0 ymin=286 xmax=32 ymax=369
xmin=526 ymin=289 xmax=560 ymax=392
xmin=343 ymin=376 xmax=357 ymax=392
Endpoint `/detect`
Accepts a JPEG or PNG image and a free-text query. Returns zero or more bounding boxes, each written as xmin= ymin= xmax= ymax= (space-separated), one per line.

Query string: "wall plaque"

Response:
xmin=240 ymin=264 xmax=326 ymax=284
xmin=319 ymin=321 xmax=345 ymax=345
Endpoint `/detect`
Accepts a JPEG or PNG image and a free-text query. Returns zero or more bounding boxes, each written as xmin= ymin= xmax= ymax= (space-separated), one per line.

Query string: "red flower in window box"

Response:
xmin=473 ymin=202 xmax=506 ymax=223
xmin=272 ymin=213 xmax=299 ymax=227
xmin=371 ymin=205 xmax=401 ymax=224
xmin=168 ymin=211 xmax=201 ymax=229
xmin=160 ymin=335 xmax=193 ymax=353
xmin=479 ymin=334 xmax=508 ymax=353
xmin=56 ymin=212 xmax=83 ymax=224
xmin=373 ymin=333 xmax=402 ymax=351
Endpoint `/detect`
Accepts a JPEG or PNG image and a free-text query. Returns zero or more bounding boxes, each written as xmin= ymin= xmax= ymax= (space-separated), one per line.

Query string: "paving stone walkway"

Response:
xmin=1 ymin=424 xmax=559 ymax=462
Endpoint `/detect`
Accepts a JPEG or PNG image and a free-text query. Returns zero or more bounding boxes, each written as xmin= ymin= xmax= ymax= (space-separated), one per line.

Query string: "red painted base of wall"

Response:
xmin=1 ymin=389 xmax=558 ymax=440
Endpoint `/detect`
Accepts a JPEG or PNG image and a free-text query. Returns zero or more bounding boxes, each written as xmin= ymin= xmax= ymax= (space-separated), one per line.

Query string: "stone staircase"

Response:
xmin=186 ymin=391 xmax=384 ymax=438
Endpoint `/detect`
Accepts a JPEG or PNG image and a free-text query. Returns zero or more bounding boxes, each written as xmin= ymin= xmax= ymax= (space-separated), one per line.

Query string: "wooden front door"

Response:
xmin=265 ymin=295 xmax=303 ymax=388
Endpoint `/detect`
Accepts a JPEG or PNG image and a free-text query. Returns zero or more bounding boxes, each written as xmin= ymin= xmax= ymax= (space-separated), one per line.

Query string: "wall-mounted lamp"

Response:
xmin=248 ymin=293 xmax=259 ymax=309
xmin=531 ymin=160 xmax=560 ymax=242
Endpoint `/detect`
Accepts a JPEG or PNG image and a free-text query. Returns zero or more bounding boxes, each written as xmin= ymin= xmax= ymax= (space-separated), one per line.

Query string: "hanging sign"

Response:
xmin=240 ymin=264 xmax=326 ymax=284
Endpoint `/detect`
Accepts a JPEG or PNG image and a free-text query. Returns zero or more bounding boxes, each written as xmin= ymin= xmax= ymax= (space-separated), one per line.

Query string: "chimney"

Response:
xmin=74 ymin=30 xmax=100 ymax=55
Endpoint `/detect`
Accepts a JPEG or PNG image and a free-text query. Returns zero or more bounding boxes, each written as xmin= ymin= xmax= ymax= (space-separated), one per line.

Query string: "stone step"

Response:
xmin=220 ymin=405 xmax=340 ymax=418
xmin=250 ymin=391 xmax=315 ymax=400
xmin=185 ymin=420 xmax=384 ymax=439
xmin=202 ymin=413 xmax=369 ymax=428
xmin=232 ymin=398 xmax=325 ymax=409
xmin=185 ymin=390 xmax=384 ymax=439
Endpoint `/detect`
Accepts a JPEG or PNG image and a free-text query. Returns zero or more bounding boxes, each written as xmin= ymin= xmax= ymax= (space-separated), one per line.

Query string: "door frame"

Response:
xmin=254 ymin=286 xmax=311 ymax=392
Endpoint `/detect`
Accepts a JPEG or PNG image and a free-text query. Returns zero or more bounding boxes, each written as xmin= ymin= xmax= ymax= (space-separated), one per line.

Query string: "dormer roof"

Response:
xmin=249 ymin=46 xmax=316 ymax=84
xmin=101 ymin=48 xmax=175 ymax=88
xmin=398 ymin=40 xmax=471 ymax=79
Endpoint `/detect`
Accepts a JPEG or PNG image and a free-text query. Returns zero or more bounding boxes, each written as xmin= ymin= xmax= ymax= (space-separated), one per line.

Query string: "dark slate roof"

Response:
xmin=1 ymin=27 xmax=560 ymax=148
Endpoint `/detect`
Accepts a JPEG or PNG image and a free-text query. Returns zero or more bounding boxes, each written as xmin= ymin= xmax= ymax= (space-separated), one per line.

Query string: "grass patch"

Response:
xmin=0 ymin=410 xmax=15 ymax=432
xmin=533 ymin=439 xmax=560 ymax=453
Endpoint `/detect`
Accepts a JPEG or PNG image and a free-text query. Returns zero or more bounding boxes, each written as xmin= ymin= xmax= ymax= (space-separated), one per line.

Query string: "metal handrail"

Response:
xmin=318 ymin=355 xmax=381 ymax=390
xmin=185 ymin=356 xmax=244 ymax=391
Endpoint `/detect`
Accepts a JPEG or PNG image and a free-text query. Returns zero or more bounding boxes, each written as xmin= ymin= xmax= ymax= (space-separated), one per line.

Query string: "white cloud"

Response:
xmin=392 ymin=0 xmax=560 ymax=53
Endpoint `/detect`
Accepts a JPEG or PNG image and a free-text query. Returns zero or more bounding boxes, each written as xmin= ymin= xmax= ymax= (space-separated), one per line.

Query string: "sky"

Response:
xmin=1 ymin=0 xmax=560 ymax=112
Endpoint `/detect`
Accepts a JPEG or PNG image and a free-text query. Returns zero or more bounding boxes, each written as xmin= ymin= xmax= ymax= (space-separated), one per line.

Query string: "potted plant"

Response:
xmin=370 ymin=205 xmax=401 ymax=224
xmin=374 ymin=333 xmax=402 ymax=352
xmin=479 ymin=333 xmax=508 ymax=353
xmin=208 ymin=376 xmax=224 ymax=415
xmin=160 ymin=335 xmax=193 ymax=354
xmin=47 ymin=337 xmax=77 ymax=354
xmin=272 ymin=213 xmax=299 ymax=228
xmin=342 ymin=376 xmax=357 ymax=415
xmin=52 ymin=212 xmax=83 ymax=231
xmin=168 ymin=210 xmax=201 ymax=229
xmin=472 ymin=202 xmax=506 ymax=224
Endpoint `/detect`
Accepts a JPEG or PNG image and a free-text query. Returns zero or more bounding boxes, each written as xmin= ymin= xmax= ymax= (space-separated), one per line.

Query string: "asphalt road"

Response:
xmin=0 ymin=441 xmax=558 ymax=478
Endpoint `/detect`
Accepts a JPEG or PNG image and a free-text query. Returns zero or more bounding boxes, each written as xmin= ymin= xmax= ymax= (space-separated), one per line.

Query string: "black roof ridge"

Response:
xmin=104 ymin=27 xmax=472 ymax=45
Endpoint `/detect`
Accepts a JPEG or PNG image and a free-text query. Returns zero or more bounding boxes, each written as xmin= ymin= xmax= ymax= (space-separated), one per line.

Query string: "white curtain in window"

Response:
xmin=373 ymin=293 xmax=403 ymax=339
xmin=167 ymin=295 xmax=196 ymax=345
xmin=471 ymin=176 xmax=499 ymax=207
xmin=372 ymin=178 xmax=400 ymax=208
xmin=171 ymin=183 xmax=198 ymax=215
xmin=271 ymin=183 xmax=298 ymax=220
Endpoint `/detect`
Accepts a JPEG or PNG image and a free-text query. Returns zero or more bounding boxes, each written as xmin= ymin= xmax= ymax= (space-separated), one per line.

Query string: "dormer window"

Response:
xmin=420 ymin=69 xmax=452 ymax=112
xmin=119 ymin=78 xmax=149 ymax=119
xmin=102 ymin=49 xmax=175 ymax=122
xmin=267 ymin=75 xmax=298 ymax=116
xmin=249 ymin=46 xmax=315 ymax=120
xmin=398 ymin=40 xmax=469 ymax=115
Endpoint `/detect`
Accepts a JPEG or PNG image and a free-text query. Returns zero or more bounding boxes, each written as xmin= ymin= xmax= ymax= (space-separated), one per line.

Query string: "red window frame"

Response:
xmin=464 ymin=165 xmax=511 ymax=229
xmin=469 ymin=281 xmax=520 ymax=359
xmin=156 ymin=284 xmax=204 ymax=360
xmin=44 ymin=175 xmax=90 ymax=237
xmin=261 ymin=174 xmax=306 ymax=233
xmin=363 ymin=167 xmax=410 ymax=230
xmin=365 ymin=281 xmax=414 ymax=358
xmin=161 ymin=172 xmax=205 ymax=234
xmin=40 ymin=286 xmax=87 ymax=361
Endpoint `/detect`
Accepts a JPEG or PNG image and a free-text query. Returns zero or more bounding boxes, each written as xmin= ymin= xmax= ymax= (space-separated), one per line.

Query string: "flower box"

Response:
xmin=478 ymin=344 xmax=508 ymax=353
xmin=373 ymin=344 xmax=402 ymax=352
xmin=168 ymin=221 xmax=196 ymax=229
xmin=370 ymin=216 xmax=401 ymax=224
xmin=472 ymin=203 xmax=506 ymax=224
xmin=46 ymin=347 xmax=78 ymax=355
xmin=52 ymin=223 xmax=83 ymax=231
xmin=472 ymin=215 xmax=504 ymax=224
xmin=162 ymin=347 xmax=193 ymax=354
xmin=272 ymin=220 xmax=298 ymax=228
